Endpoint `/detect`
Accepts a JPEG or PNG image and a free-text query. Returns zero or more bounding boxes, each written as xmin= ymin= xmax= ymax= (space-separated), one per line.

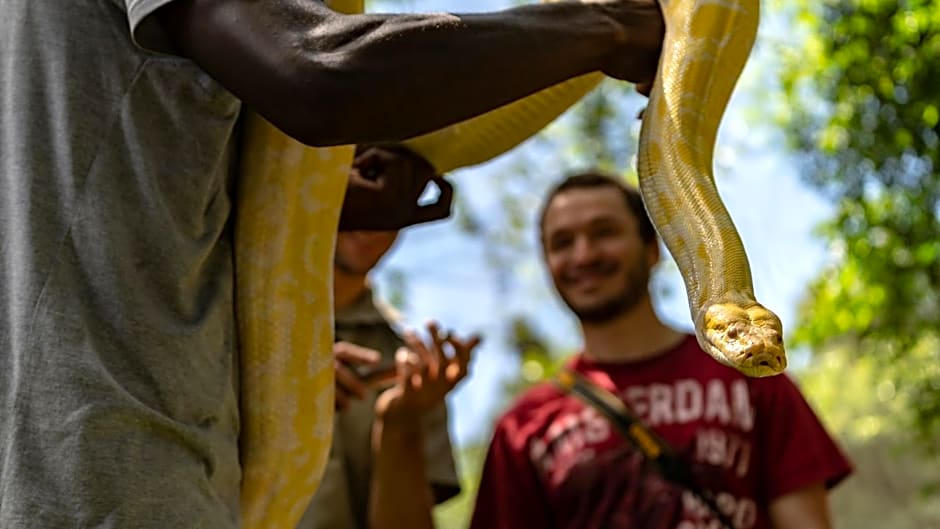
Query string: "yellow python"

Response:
xmin=636 ymin=0 xmax=785 ymax=377
xmin=235 ymin=0 xmax=784 ymax=526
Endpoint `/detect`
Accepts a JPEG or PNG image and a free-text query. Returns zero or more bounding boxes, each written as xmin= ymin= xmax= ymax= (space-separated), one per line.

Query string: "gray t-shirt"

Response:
xmin=0 ymin=1 xmax=243 ymax=527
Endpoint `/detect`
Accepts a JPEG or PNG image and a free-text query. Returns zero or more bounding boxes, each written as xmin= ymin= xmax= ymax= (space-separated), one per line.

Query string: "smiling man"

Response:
xmin=470 ymin=171 xmax=852 ymax=529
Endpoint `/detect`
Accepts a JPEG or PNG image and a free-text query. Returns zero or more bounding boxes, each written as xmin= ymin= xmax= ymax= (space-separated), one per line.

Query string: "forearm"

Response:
xmin=285 ymin=4 xmax=622 ymax=145
xmin=768 ymin=484 xmax=833 ymax=529
xmin=370 ymin=417 xmax=435 ymax=529
xmin=160 ymin=0 xmax=628 ymax=146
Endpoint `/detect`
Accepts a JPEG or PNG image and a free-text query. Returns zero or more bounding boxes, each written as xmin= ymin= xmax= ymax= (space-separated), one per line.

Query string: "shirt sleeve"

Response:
xmin=754 ymin=374 xmax=853 ymax=501
xmin=119 ymin=0 xmax=182 ymax=54
xmin=421 ymin=402 xmax=461 ymax=504
xmin=470 ymin=421 xmax=553 ymax=529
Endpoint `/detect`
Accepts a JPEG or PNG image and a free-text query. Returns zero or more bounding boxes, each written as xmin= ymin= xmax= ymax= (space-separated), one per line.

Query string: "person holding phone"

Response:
xmin=298 ymin=151 xmax=479 ymax=529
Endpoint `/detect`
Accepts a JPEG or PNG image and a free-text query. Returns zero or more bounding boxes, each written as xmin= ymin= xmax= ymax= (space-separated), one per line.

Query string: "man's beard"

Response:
xmin=559 ymin=260 xmax=650 ymax=324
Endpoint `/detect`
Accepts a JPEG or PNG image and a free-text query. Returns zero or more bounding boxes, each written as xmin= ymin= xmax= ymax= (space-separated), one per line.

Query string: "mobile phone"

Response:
xmin=353 ymin=361 xmax=398 ymax=387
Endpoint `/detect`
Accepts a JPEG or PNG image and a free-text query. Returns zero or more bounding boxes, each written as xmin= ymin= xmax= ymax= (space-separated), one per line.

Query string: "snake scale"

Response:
xmin=235 ymin=0 xmax=786 ymax=527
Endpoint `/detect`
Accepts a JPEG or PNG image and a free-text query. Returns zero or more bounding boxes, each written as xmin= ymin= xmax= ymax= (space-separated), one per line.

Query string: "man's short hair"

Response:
xmin=538 ymin=171 xmax=657 ymax=245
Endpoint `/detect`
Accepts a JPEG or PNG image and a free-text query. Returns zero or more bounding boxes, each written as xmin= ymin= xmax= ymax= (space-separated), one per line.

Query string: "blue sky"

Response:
xmin=366 ymin=0 xmax=834 ymax=446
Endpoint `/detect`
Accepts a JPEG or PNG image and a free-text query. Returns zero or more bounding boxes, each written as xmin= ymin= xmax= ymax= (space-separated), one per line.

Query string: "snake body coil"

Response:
xmin=637 ymin=0 xmax=786 ymax=377
xmin=236 ymin=0 xmax=786 ymax=527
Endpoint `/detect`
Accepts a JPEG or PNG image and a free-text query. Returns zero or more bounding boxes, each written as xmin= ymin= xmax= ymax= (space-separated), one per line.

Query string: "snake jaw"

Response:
xmin=698 ymin=301 xmax=787 ymax=378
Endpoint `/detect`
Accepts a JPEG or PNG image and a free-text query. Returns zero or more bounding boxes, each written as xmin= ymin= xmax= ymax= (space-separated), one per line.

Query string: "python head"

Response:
xmin=697 ymin=296 xmax=787 ymax=378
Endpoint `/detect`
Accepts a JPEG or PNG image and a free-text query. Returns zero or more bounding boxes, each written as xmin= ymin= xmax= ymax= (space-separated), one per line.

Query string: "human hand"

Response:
xmin=334 ymin=341 xmax=383 ymax=411
xmin=595 ymin=0 xmax=664 ymax=94
xmin=374 ymin=322 xmax=481 ymax=426
xmin=339 ymin=146 xmax=454 ymax=231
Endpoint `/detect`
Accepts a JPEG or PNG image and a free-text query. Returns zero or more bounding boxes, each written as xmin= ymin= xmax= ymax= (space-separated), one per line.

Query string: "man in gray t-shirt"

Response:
xmin=0 ymin=1 xmax=663 ymax=527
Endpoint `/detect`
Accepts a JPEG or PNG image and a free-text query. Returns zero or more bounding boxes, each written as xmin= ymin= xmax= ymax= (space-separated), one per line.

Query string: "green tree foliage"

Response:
xmin=779 ymin=0 xmax=940 ymax=450
xmin=797 ymin=344 xmax=940 ymax=527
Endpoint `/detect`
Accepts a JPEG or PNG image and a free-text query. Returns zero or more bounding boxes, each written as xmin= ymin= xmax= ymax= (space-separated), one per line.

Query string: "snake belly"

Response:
xmin=236 ymin=1 xmax=362 ymax=527
xmin=636 ymin=0 xmax=787 ymax=377
xmin=236 ymin=112 xmax=353 ymax=528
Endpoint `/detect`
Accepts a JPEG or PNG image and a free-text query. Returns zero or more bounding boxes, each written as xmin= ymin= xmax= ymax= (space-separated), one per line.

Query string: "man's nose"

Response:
xmin=571 ymin=236 xmax=599 ymax=264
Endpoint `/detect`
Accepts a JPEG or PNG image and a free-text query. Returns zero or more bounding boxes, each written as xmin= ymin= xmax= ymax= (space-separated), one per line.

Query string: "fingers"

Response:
xmin=382 ymin=326 xmax=482 ymax=417
xmin=346 ymin=145 xmax=453 ymax=230
xmin=408 ymin=177 xmax=454 ymax=226
xmin=358 ymin=363 xmax=398 ymax=387
xmin=335 ymin=362 xmax=366 ymax=409
xmin=394 ymin=345 xmax=425 ymax=393
xmin=449 ymin=333 xmax=480 ymax=367
xmin=333 ymin=341 xmax=380 ymax=410
xmin=401 ymin=323 xmax=479 ymax=388
xmin=401 ymin=330 xmax=433 ymax=389
xmin=347 ymin=168 xmax=384 ymax=191
xmin=358 ymin=145 xmax=436 ymax=200
xmin=444 ymin=333 xmax=480 ymax=384
xmin=334 ymin=341 xmax=381 ymax=364
xmin=352 ymin=147 xmax=396 ymax=183
xmin=600 ymin=0 xmax=664 ymax=83
xmin=424 ymin=321 xmax=446 ymax=377
xmin=404 ymin=321 xmax=452 ymax=379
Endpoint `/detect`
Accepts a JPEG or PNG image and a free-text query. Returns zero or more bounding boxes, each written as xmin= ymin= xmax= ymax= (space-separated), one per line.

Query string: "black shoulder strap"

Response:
xmin=554 ymin=368 xmax=735 ymax=529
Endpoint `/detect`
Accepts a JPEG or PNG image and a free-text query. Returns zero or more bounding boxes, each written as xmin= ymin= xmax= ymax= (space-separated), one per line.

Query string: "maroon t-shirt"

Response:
xmin=470 ymin=336 xmax=852 ymax=529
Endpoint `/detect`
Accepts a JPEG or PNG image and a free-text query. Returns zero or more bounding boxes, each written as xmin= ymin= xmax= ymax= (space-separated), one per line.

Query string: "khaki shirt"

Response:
xmin=297 ymin=289 xmax=460 ymax=529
